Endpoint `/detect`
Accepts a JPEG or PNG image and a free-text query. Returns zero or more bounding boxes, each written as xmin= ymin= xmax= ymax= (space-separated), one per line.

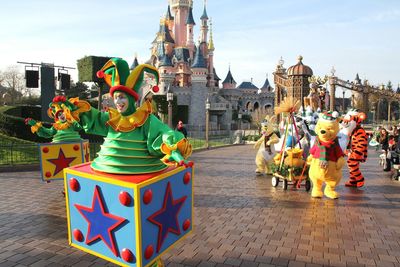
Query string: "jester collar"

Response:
xmin=107 ymin=100 xmax=152 ymax=132
xmin=53 ymin=121 xmax=72 ymax=131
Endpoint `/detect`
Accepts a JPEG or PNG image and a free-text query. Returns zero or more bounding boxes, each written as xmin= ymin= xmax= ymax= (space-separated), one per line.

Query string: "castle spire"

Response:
xmin=130 ymin=53 xmax=139 ymax=70
xmin=200 ymin=0 xmax=208 ymax=20
xmin=165 ymin=4 xmax=174 ymax=21
xmin=199 ymin=0 xmax=209 ymax=43
xmin=186 ymin=7 xmax=195 ymax=25
xmin=192 ymin=42 xmax=207 ymax=68
xmin=208 ymin=18 xmax=214 ymax=51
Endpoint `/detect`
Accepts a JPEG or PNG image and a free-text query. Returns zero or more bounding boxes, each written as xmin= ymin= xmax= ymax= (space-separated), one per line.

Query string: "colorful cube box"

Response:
xmin=38 ymin=140 xmax=90 ymax=182
xmin=64 ymin=162 xmax=193 ymax=267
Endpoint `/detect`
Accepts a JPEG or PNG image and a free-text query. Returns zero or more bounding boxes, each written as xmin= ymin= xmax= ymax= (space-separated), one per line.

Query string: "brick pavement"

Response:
xmin=1 ymin=145 xmax=400 ymax=267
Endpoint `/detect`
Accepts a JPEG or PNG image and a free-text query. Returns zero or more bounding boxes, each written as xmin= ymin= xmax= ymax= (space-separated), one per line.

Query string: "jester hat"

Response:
xmin=47 ymin=95 xmax=90 ymax=122
xmin=96 ymin=58 xmax=160 ymax=101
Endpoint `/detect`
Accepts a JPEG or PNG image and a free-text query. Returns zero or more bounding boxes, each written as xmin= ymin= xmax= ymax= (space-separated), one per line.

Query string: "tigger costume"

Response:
xmin=342 ymin=110 xmax=368 ymax=187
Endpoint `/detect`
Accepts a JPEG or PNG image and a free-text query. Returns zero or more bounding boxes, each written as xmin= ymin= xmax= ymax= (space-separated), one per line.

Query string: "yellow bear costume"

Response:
xmin=254 ymin=115 xmax=280 ymax=175
xmin=307 ymin=112 xmax=345 ymax=199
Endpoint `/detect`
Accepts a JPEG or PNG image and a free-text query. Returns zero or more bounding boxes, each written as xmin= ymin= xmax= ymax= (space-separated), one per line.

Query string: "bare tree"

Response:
xmin=251 ymin=107 xmax=274 ymax=132
xmin=0 ymin=65 xmax=26 ymax=104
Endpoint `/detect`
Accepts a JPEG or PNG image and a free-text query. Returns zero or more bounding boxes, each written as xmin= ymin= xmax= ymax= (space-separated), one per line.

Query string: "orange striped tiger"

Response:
xmin=341 ymin=110 xmax=368 ymax=187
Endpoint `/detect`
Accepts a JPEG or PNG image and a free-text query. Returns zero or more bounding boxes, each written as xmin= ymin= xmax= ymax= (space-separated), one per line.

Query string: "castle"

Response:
xmin=138 ymin=0 xmax=275 ymax=133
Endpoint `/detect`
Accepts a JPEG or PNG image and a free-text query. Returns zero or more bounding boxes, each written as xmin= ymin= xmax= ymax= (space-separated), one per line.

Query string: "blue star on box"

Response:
xmin=74 ymin=185 xmax=126 ymax=256
xmin=147 ymin=181 xmax=187 ymax=253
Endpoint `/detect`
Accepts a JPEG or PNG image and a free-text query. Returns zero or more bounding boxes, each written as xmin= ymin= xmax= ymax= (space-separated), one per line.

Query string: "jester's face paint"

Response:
xmin=113 ymin=91 xmax=129 ymax=114
xmin=57 ymin=112 xmax=67 ymax=123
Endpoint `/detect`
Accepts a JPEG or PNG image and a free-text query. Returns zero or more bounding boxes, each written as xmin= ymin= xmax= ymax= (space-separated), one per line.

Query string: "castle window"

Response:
xmin=164 ymin=70 xmax=167 ymax=73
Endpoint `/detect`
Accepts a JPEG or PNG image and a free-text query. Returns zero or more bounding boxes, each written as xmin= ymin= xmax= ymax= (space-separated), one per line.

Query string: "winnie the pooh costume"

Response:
xmin=307 ymin=111 xmax=345 ymax=199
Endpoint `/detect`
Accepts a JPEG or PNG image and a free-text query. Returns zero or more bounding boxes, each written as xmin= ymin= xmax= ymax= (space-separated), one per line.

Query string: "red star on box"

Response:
xmin=147 ymin=182 xmax=187 ymax=252
xmin=47 ymin=149 xmax=76 ymax=176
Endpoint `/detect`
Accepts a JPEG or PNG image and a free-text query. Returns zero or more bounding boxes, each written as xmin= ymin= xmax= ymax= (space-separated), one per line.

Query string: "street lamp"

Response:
xmin=238 ymin=113 xmax=242 ymax=130
xmin=167 ymin=86 xmax=174 ymax=128
xmin=342 ymin=88 xmax=346 ymax=112
xmin=205 ymin=98 xmax=211 ymax=149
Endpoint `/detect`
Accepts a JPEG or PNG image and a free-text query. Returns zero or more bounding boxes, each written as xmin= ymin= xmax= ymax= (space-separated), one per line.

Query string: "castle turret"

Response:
xmin=200 ymin=1 xmax=209 ymax=44
xmin=186 ymin=3 xmax=195 ymax=58
xmin=207 ymin=19 xmax=215 ymax=87
xmin=130 ymin=54 xmax=139 ymax=70
xmin=222 ymin=67 xmax=237 ymax=89
xmin=165 ymin=4 xmax=174 ymax=32
xmin=260 ymin=74 xmax=272 ymax=92
xmin=191 ymin=43 xmax=208 ymax=85
xmin=170 ymin=0 xmax=190 ymax=47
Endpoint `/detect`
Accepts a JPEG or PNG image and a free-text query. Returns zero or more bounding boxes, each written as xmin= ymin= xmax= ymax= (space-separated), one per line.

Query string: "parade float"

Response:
xmin=25 ymin=96 xmax=91 ymax=182
xmin=270 ymin=97 xmax=312 ymax=191
xmin=63 ymin=58 xmax=193 ymax=267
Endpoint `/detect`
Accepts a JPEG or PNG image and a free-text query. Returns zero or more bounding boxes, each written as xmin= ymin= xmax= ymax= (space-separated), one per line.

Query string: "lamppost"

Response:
xmin=205 ymin=98 xmax=211 ymax=149
xmin=342 ymin=88 xmax=346 ymax=113
xmin=238 ymin=113 xmax=242 ymax=130
xmin=167 ymin=87 xmax=174 ymax=128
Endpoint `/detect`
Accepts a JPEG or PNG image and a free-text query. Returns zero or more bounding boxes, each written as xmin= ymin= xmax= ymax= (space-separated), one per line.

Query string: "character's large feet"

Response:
xmin=345 ymin=178 xmax=364 ymax=188
xmin=255 ymin=171 xmax=264 ymax=176
xmin=311 ymin=188 xmax=323 ymax=198
xmin=324 ymin=186 xmax=339 ymax=199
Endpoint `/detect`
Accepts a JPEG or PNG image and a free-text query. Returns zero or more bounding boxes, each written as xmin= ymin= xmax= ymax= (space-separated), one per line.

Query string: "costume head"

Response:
xmin=341 ymin=109 xmax=366 ymax=135
xmin=96 ymin=58 xmax=160 ymax=116
xmin=315 ymin=111 xmax=340 ymax=142
xmin=261 ymin=115 xmax=276 ymax=136
xmin=47 ymin=95 xmax=90 ymax=123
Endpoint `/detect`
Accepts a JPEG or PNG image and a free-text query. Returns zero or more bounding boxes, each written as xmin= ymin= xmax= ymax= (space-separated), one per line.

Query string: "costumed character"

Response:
xmin=25 ymin=96 xmax=91 ymax=142
xmin=254 ymin=115 xmax=279 ymax=175
xmin=307 ymin=111 xmax=345 ymax=199
xmin=341 ymin=109 xmax=368 ymax=187
xmin=78 ymin=58 xmax=192 ymax=174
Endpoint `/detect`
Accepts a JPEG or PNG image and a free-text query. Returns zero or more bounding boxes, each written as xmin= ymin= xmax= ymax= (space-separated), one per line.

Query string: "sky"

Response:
xmin=2 ymin=0 xmax=400 ymax=96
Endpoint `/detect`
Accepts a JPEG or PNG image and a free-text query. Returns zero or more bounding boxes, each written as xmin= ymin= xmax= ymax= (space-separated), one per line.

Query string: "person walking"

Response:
xmin=176 ymin=120 xmax=188 ymax=138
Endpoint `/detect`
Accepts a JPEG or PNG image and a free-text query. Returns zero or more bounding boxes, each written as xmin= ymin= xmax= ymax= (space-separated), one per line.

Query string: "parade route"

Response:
xmin=1 ymin=145 xmax=400 ymax=267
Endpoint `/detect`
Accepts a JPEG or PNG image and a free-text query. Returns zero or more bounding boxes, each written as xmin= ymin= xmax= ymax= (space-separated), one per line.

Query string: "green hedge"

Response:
xmin=0 ymin=106 xmax=104 ymax=143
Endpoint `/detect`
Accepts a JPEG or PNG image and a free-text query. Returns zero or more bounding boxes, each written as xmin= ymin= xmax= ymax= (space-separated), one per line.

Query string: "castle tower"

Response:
xmin=170 ymin=0 xmax=190 ymax=47
xmin=158 ymin=43 xmax=175 ymax=94
xmin=186 ymin=2 xmax=195 ymax=58
xmin=189 ymin=44 xmax=208 ymax=127
xmin=130 ymin=54 xmax=139 ymax=70
xmin=191 ymin=43 xmax=208 ymax=84
xmin=222 ymin=66 xmax=237 ymax=89
xmin=207 ymin=18 xmax=215 ymax=87
xmin=199 ymin=0 xmax=208 ymax=44
xmin=165 ymin=4 xmax=174 ymax=32
xmin=286 ymin=56 xmax=313 ymax=106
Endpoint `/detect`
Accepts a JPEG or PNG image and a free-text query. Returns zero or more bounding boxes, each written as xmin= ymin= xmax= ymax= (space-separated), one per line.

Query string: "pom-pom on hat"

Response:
xmin=318 ymin=111 xmax=339 ymax=122
xmin=96 ymin=58 xmax=160 ymax=101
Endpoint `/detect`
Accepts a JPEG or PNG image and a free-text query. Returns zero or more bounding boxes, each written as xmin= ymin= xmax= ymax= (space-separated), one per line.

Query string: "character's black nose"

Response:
xmin=320 ymin=130 xmax=326 ymax=134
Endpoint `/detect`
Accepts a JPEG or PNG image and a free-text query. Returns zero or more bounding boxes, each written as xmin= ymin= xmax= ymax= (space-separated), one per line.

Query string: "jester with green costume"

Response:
xmin=78 ymin=58 xmax=192 ymax=174
xmin=25 ymin=96 xmax=91 ymax=143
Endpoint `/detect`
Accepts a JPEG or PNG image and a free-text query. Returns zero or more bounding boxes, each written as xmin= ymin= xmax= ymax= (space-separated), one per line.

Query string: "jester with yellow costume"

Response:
xmin=78 ymin=58 xmax=192 ymax=174
xmin=25 ymin=96 xmax=91 ymax=143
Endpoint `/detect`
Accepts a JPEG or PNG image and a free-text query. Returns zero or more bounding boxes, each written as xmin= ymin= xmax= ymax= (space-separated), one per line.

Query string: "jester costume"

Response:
xmin=26 ymin=96 xmax=91 ymax=143
xmin=342 ymin=110 xmax=368 ymax=187
xmin=79 ymin=58 xmax=192 ymax=174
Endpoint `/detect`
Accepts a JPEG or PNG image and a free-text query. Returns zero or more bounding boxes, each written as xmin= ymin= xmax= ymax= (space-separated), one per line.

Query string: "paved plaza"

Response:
xmin=1 ymin=145 xmax=400 ymax=267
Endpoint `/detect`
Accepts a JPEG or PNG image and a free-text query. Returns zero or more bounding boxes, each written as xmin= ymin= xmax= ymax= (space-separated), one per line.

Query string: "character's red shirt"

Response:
xmin=310 ymin=138 xmax=344 ymax=162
